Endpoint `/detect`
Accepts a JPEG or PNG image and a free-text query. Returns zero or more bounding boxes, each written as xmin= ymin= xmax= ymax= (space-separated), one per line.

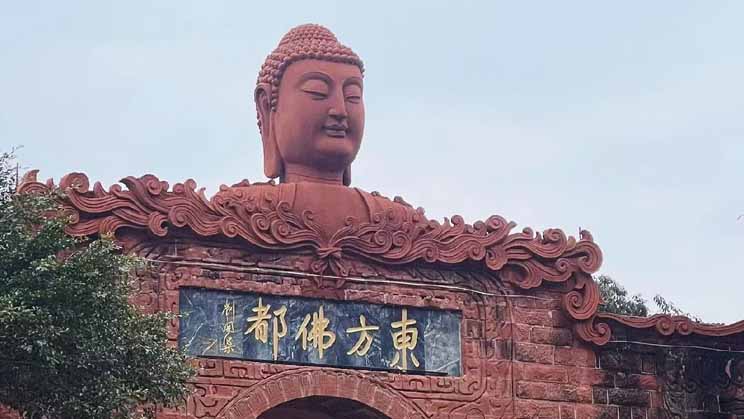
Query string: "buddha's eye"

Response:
xmin=344 ymin=84 xmax=363 ymax=104
xmin=300 ymin=79 xmax=329 ymax=100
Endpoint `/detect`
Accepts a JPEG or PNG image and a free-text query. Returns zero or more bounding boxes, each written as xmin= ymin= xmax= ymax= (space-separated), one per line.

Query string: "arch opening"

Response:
xmin=257 ymin=396 xmax=391 ymax=419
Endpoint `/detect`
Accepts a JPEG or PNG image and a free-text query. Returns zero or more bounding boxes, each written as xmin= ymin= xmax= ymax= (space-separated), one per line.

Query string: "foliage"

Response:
xmin=653 ymin=294 xmax=701 ymax=322
xmin=596 ymin=274 xmax=699 ymax=320
xmin=596 ymin=274 xmax=649 ymax=317
xmin=0 ymin=151 xmax=194 ymax=419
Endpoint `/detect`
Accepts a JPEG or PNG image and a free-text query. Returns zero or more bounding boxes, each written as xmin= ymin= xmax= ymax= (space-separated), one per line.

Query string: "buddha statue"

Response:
xmin=227 ymin=24 xmax=421 ymax=236
xmin=255 ymin=23 xmax=363 ymax=186
xmin=18 ymin=23 xmax=604 ymax=322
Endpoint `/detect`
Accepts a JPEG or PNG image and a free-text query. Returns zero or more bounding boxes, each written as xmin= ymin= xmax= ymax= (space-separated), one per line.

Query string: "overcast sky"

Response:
xmin=2 ymin=2 xmax=742 ymax=323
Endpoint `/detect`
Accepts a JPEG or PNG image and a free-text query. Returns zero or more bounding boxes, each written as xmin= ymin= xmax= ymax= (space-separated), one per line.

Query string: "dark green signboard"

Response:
xmin=178 ymin=288 xmax=461 ymax=376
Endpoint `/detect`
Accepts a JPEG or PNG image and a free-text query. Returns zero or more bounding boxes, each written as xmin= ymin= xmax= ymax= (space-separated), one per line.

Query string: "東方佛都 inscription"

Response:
xmin=178 ymin=288 xmax=461 ymax=375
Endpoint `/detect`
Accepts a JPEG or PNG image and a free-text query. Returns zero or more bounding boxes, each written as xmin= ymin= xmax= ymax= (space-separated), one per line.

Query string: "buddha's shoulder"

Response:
xmin=211 ymin=180 xmax=285 ymax=206
xmin=354 ymin=188 xmax=428 ymax=223
xmin=212 ymin=181 xmax=428 ymax=224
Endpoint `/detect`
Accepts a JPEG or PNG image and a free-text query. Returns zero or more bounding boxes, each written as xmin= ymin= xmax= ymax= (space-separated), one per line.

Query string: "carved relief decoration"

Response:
xmin=656 ymin=346 xmax=744 ymax=417
xmin=138 ymin=239 xmax=501 ymax=417
xmin=19 ymin=171 xmax=612 ymax=343
xmin=583 ymin=312 xmax=744 ymax=345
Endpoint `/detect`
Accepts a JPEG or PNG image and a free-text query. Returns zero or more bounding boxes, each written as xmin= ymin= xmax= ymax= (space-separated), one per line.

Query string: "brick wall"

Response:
xmin=507 ymin=289 xmax=742 ymax=419
xmin=2 ymin=239 xmax=739 ymax=419
xmin=508 ymin=290 xmax=613 ymax=419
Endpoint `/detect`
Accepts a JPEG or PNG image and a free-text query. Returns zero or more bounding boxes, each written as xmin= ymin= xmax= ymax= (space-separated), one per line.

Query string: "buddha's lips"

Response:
xmin=324 ymin=125 xmax=347 ymax=138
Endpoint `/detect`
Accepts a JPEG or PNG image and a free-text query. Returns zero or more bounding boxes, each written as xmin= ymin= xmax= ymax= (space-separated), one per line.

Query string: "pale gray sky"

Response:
xmin=2 ymin=2 xmax=742 ymax=323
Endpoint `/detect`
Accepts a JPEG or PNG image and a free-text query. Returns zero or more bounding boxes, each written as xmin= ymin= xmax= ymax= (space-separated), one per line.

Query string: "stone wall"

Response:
xmin=2 ymin=237 xmax=739 ymax=419
xmin=132 ymin=239 xmax=686 ymax=419
xmin=142 ymin=238 xmax=505 ymax=419
xmin=507 ymin=290 xmax=660 ymax=419
xmin=507 ymin=293 xmax=743 ymax=419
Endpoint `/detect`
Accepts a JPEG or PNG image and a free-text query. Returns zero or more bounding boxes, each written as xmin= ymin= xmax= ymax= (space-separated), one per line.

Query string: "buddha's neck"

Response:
xmin=282 ymin=163 xmax=344 ymax=185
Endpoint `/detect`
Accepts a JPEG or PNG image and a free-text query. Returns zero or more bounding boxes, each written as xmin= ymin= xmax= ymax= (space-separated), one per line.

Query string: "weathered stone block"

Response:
xmin=593 ymin=387 xmax=608 ymax=404
xmin=531 ymin=327 xmax=573 ymax=346
xmin=515 ymin=363 xmax=568 ymax=383
xmin=555 ymin=347 xmax=596 ymax=367
xmin=568 ymin=367 xmax=613 ymax=387
xmin=513 ymin=307 xmax=554 ymax=327
xmin=608 ymin=388 xmax=650 ymax=407
xmin=515 ymin=343 xmax=554 ymax=364
xmin=575 ymin=404 xmax=619 ymax=419
xmin=516 ymin=382 xmax=591 ymax=403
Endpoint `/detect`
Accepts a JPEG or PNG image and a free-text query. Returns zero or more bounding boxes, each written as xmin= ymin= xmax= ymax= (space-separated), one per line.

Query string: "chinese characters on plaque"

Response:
xmin=179 ymin=288 xmax=461 ymax=376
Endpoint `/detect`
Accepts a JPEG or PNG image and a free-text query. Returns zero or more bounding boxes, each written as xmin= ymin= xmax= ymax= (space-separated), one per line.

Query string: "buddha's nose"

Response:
xmin=327 ymin=90 xmax=348 ymax=121
xmin=328 ymin=106 xmax=348 ymax=122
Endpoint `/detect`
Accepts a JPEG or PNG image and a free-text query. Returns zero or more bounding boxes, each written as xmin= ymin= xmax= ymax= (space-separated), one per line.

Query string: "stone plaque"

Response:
xmin=178 ymin=287 xmax=461 ymax=376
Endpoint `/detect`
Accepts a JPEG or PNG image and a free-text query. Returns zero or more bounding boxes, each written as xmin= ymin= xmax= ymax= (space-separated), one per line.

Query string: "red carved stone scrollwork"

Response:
xmin=571 ymin=312 xmax=744 ymax=346
xmin=217 ymin=369 xmax=427 ymax=419
xmin=574 ymin=317 xmax=613 ymax=346
xmin=597 ymin=313 xmax=744 ymax=338
xmin=18 ymin=171 xmax=611 ymax=342
xmin=18 ymin=171 xmax=602 ymax=279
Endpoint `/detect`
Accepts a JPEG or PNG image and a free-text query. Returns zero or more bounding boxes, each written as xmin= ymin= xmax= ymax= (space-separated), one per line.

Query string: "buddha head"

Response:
xmin=255 ymin=24 xmax=365 ymax=186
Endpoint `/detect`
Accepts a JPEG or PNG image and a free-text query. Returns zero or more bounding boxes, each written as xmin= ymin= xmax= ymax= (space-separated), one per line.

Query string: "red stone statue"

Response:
xmin=18 ymin=23 xmax=605 ymax=342
xmin=256 ymin=23 xmax=364 ymax=186
xmin=231 ymin=24 xmax=419 ymax=234
xmin=13 ymin=23 xmax=744 ymax=419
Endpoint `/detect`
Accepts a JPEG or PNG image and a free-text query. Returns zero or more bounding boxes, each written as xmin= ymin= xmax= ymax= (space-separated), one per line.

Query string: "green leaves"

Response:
xmin=596 ymin=274 xmax=649 ymax=317
xmin=596 ymin=274 xmax=699 ymax=320
xmin=0 ymin=152 xmax=193 ymax=419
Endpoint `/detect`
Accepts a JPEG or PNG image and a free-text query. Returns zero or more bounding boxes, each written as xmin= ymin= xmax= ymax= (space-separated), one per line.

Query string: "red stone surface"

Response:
xmin=18 ymin=169 xmax=604 ymax=341
xmin=4 ymin=235 xmax=668 ymax=419
xmin=9 ymin=23 xmax=744 ymax=419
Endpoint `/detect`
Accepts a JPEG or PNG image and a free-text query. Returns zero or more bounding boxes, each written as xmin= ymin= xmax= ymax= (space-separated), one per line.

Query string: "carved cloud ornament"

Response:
xmin=26 ymin=171 xmax=744 ymax=345
xmin=19 ymin=170 xmax=620 ymax=344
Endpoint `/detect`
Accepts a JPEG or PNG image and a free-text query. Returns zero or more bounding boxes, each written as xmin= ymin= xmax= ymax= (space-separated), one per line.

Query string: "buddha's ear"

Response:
xmin=342 ymin=165 xmax=351 ymax=186
xmin=255 ymin=83 xmax=283 ymax=179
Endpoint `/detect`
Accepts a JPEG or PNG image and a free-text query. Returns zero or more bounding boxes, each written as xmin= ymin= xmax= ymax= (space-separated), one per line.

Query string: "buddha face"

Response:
xmin=256 ymin=59 xmax=365 ymax=184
